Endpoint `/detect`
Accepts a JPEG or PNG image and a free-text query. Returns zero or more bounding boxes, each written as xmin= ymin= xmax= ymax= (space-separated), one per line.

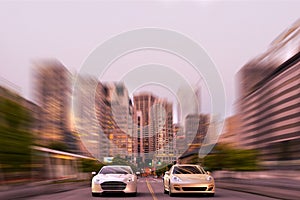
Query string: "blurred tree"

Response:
xmin=79 ymin=158 xmax=104 ymax=173
xmin=203 ymin=144 xmax=259 ymax=171
xmin=0 ymin=97 xmax=33 ymax=174
xmin=111 ymin=155 xmax=138 ymax=172
xmin=48 ymin=141 xmax=68 ymax=152
xmin=0 ymin=97 xmax=31 ymax=128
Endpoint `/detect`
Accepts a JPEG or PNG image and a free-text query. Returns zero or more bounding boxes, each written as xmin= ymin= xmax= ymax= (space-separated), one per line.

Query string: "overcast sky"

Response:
xmin=1 ymin=0 xmax=299 ymax=117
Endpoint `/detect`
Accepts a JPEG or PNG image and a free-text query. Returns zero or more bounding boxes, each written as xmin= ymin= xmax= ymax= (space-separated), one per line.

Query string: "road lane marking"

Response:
xmin=146 ymin=179 xmax=158 ymax=200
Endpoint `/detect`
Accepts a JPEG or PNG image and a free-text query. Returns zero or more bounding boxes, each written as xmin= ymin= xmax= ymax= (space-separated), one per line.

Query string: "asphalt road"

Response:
xmin=28 ymin=177 xmax=277 ymax=200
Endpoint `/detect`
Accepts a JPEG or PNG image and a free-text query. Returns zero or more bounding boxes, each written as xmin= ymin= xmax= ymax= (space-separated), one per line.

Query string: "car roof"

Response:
xmin=173 ymin=164 xmax=200 ymax=166
xmin=102 ymin=165 xmax=131 ymax=168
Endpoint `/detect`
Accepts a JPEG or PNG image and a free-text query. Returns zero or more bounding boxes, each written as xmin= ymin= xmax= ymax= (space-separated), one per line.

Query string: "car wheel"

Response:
xmin=163 ymin=182 xmax=168 ymax=194
xmin=163 ymin=186 xmax=168 ymax=194
xmin=131 ymin=192 xmax=137 ymax=197
xmin=168 ymin=184 xmax=173 ymax=197
xmin=92 ymin=192 xmax=99 ymax=197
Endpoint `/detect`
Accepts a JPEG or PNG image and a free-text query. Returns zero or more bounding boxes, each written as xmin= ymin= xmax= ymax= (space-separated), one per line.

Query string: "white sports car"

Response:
xmin=163 ymin=164 xmax=215 ymax=197
xmin=91 ymin=165 xmax=137 ymax=197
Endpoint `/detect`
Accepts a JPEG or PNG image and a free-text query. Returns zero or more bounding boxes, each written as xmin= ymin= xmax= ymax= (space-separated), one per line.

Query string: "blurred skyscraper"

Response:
xmin=34 ymin=60 xmax=78 ymax=152
xmin=133 ymin=93 xmax=156 ymax=167
xmin=99 ymin=82 xmax=134 ymax=160
xmin=179 ymin=114 xmax=209 ymax=163
xmin=237 ymin=19 xmax=300 ymax=169
xmin=176 ymin=85 xmax=199 ymax=124
xmin=218 ymin=115 xmax=241 ymax=148
xmin=173 ymin=123 xmax=186 ymax=157
xmin=73 ymin=75 xmax=103 ymax=158
xmin=152 ymin=98 xmax=175 ymax=165
xmin=132 ymin=93 xmax=175 ymax=167
xmin=74 ymin=80 xmax=134 ymax=162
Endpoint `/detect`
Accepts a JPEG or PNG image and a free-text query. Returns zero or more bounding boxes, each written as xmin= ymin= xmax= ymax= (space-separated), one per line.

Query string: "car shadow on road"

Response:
xmin=164 ymin=193 xmax=217 ymax=198
xmin=95 ymin=191 xmax=153 ymax=198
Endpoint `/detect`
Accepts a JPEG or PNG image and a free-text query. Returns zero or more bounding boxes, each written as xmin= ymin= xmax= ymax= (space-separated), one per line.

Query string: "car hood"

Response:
xmin=95 ymin=174 xmax=133 ymax=182
xmin=173 ymin=174 xmax=212 ymax=181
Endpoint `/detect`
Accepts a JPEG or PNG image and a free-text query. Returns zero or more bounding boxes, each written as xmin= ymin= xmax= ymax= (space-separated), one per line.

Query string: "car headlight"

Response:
xmin=172 ymin=176 xmax=182 ymax=182
xmin=93 ymin=177 xmax=101 ymax=184
xmin=126 ymin=177 xmax=132 ymax=182
xmin=206 ymin=176 xmax=213 ymax=181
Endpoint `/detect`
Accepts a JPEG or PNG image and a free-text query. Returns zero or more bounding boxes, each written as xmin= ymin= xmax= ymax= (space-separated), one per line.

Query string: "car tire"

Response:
xmin=163 ymin=187 xmax=168 ymax=194
xmin=92 ymin=192 xmax=99 ymax=197
xmin=163 ymin=183 xmax=168 ymax=194
xmin=168 ymin=184 xmax=173 ymax=197
xmin=208 ymin=193 xmax=215 ymax=197
xmin=130 ymin=192 xmax=137 ymax=197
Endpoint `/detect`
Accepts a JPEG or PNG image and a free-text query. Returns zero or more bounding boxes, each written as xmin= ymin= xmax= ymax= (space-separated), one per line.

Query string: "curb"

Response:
xmin=216 ymin=181 xmax=300 ymax=200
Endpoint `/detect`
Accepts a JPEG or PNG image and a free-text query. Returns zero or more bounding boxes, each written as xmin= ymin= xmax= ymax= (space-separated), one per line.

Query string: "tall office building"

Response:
xmin=179 ymin=114 xmax=209 ymax=163
xmin=106 ymin=83 xmax=133 ymax=159
xmin=34 ymin=60 xmax=77 ymax=152
xmin=176 ymin=85 xmax=199 ymax=124
xmin=173 ymin=123 xmax=186 ymax=158
xmin=194 ymin=81 xmax=202 ymax=113
xmin=73 ymin=75 xmax=105 ymax=159
xmin=133 ymin=93 xmax=156 ymax=166
xmin=152 ymin=98 xmax=175 ymax=165
xmin=237 ymin=19 xmax=300 ymax=169
xmin=218 ymin=115 xmax=241 ymax=148
xmin=95 ymin=82 xmax=133 ymax=161
xmin=185 ymin=114 xmax=209 ymax=148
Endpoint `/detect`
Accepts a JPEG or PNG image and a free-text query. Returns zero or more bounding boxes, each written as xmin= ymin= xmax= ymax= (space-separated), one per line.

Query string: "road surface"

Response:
xmin=29 ymin=177 xmax=276 ymax=200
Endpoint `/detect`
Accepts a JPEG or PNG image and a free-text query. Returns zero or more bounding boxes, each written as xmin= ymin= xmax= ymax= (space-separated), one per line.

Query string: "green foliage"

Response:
xmin=111 ymin=155 xmax=138 ymax=172
xmin=0 ymin=97 xmax=33 ymax=173
xmin=203 ymin=144 xmax=259 ymax=171
xmin=80 ymin=158 xmax=104 ymax=173
xmin=155 ymin=163 xmax=173 ymax=177
xmin=0 ymin=98 xmax=31 ymax=129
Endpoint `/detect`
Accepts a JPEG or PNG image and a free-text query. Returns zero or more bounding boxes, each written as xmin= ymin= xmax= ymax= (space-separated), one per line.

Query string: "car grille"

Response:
xmin=182 ymin=187 xmax=207 ymax=191
xmin=101 ymin=181 xmax=127 ymax=190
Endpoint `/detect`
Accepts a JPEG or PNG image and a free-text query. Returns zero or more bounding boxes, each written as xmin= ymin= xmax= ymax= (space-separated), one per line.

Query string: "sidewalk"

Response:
xmin=0 ymin=180 xmax=89 ymax=200
xmin=216 ymin=177 xmax=300 ymax=200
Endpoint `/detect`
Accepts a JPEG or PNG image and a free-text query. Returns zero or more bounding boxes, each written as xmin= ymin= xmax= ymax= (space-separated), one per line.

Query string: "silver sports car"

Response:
xmin=91 ymin=165 xmax=137 ymax=197
xmin=163 ymin=164 xmax=215 ymax=197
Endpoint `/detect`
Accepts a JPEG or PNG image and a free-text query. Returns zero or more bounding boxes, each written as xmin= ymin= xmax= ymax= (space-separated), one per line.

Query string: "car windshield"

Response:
xmin=172 ymin=166 xmax=205 ymax=174
xmin=100 ymin=166 xmax=132 ymax=175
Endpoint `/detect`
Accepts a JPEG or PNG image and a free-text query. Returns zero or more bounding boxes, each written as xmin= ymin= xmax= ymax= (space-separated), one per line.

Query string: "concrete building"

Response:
xmin=133 ymin=93 xmax=156 ymax=167
xmin=237 ymin=19 xmax=300 ymax=169
xmin=34 ymin=60 xmax=78 ymax=152
xmin=179 ymin=114 xmax=209 ymax=163
xmin=105 ymin=83 xmax=133 ymax=160
xmin=176 ymin=84 xmax=199 ymax=124
xmin=185 ymin=114 xmax=209 ymax=147
xmin=152 ymin=98 xmax=175 ymax=165
xmin=173 ymin=123 xmax=186 ymax=158
xmin=72 ymin=75 xmax=105 ymax=159
xmin=218 ymin=115 xmax=241 ymax=148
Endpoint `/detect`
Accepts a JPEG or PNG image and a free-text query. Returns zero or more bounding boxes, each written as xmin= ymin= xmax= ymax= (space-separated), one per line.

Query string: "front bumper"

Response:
xmin=170 ymin=182 xmax=215 ymax=194
xmin=92 ymin=181 xmax=137 ymax=194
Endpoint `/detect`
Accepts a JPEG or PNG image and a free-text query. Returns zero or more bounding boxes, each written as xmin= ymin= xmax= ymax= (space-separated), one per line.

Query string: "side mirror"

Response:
xmin=135 ymin=172 xmax=140 ymax=179
xmin=206 ymin=171 xmax=211 ymax=175
xmin=92 ymin=171 xmax=97 ymax=175
xmin=165 ymin=171 xmax=170 ymax=176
